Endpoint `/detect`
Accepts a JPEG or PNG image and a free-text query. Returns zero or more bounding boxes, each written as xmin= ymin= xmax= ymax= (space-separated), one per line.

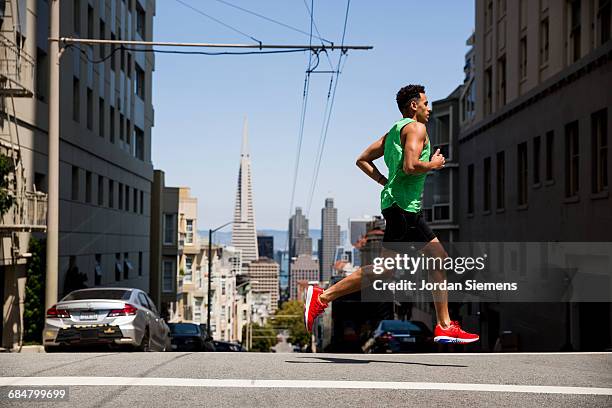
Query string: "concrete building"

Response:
xmin=423 ymin=86 xmax=462 ymax=243
xmin=257 ymin=234 xmax=273 ymax=259
xmin=246 ymin=257 xmax=279 ymax=314
xmin=348 ymin=216 xmax=374 ymax=267
xmin=1 ymin=0 xmax=155 ymax=349
xmin=289 ymin=254 xmax=319 ymax=300
xmin=231 ymin=118 xmax=258 ymax=264
xmin=319 ymin=198 xmax=340 ymax=281
xmin=459 ymin=0 xmax=611 ymax=351
xmin=288 ymin=207 xmax=312 ymax=259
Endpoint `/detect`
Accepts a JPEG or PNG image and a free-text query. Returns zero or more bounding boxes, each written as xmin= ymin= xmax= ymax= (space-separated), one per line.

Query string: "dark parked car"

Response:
xmin=168 ymin=323 xmax=214 ymax=352
xmin=362 ymin=320 xmax=434 ymax=353
xmin=212 ymin=340 xmax=246 ymax=352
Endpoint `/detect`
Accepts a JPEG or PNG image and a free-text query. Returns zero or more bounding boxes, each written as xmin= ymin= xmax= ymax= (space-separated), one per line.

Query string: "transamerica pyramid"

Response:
xmin=231 ymin=117 xmax=259 ymax=264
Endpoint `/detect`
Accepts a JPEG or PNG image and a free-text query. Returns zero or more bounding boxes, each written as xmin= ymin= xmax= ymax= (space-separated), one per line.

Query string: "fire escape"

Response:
xmin=0 ymin=0 xmax=47 ymax=253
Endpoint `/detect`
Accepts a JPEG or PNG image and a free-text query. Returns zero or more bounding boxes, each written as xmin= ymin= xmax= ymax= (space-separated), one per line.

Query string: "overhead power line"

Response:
xmin=174 ymin=0 xmax=261 ymax=43
xmin=211 ymin=0 xmax=333 ymax=45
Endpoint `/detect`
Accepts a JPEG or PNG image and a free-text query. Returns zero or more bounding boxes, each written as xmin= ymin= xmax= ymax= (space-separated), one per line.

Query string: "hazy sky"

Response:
xmin=152 ymin=0 xmax=474 ymax=230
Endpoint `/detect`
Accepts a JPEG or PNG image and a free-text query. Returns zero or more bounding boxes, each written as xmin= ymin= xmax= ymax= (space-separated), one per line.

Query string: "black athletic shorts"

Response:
xmin=381 ymin=203 xmax=436 ymax=251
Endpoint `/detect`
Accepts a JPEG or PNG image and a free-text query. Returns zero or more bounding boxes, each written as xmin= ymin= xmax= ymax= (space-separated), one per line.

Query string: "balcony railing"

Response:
xmin=0 ymin=190 xmax=47 ymax=231
xmin=0 ymin=34 xmax=34 ymax=97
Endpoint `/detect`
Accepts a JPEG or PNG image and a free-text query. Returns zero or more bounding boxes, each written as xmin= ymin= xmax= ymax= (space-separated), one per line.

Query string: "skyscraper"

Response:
xmin=319 ymin=198 xmax=341 ymax=281
xmin=288 ymin=207 xmax=312 ymax=259
xmin=231 ymin=118 xmax=259 ymax=265
xmin=289 ymin=255 xmax=319 ymax=300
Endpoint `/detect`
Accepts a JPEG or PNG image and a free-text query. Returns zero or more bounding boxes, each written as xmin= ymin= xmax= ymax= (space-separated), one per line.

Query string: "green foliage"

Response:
xmin=0 ymin=153 xmax=15 ymax=216
xmin=242 ymin=323 xmax=276 ymax=352
xmin=23 ymin=238 xmax=46 ymax=344
xmin=270 ymin=300 xmax=309 ymax=347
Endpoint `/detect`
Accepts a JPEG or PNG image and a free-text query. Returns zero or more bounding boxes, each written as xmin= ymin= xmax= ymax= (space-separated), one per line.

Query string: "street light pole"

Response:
xmin=206 ymin=221 xmax=236 ymax=338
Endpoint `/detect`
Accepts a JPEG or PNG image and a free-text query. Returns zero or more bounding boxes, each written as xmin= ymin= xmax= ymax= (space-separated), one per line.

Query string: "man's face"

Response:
xmin=413 ymin=93 xmax=431 ymax=123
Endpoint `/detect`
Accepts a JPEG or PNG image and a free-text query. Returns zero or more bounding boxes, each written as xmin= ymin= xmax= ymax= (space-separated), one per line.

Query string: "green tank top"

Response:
xmin=380 ymin=117 xmax=431 ymax=213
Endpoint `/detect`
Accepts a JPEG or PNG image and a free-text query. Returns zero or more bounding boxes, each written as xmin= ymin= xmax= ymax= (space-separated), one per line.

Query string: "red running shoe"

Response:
xmin=304 ymin=286 xmax=328 ymax=333
xmin=434 ymin=321 xmax=480 ymax=344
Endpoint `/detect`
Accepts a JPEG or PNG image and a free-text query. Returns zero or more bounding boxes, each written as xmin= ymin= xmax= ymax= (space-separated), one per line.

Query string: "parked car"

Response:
xmin=168 ymin=323 xmax=214 ymax=351
xmin=212 ymin=340 xmax=246 ymax=352
xmin=43 ymin=288 xmax=170 ymax=352
xmin=362 ymin=320 xmax=434 ymax=353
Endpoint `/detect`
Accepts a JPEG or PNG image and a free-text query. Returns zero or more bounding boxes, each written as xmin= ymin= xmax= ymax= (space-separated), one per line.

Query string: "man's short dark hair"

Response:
xmin=396 ymin=84 xmax=425 ymax=114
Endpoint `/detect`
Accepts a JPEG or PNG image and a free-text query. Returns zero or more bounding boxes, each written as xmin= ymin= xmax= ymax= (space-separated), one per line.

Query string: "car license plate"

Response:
xmin=401 ymin=337 xmax=416 ymax=343
xmin=80 ymin=312 xmax=97 ymax=320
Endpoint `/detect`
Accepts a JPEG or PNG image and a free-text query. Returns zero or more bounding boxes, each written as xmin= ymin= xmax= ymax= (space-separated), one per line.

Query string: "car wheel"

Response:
xmin=138 ymin=328 xmax=151 ymax=352
xmin=44 ymin=345 xmax=61 ymax=353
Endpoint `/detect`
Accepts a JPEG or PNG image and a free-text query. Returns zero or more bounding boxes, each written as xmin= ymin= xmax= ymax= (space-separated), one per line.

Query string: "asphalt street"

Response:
xmin=0 ymin=352 xmax=611 ymax=407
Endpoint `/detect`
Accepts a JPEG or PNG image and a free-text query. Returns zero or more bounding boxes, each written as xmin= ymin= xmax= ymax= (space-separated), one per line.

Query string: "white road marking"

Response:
xmin=0 ymin=377 xmax=611 ymax=395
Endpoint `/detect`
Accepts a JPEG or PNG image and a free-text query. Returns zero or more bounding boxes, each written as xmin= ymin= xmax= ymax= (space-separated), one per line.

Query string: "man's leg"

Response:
xmin=421 ymin=237 xmax=451 ymax=329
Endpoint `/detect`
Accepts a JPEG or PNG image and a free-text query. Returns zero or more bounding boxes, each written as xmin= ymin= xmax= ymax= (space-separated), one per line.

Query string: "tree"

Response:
xmin=270 ymin=300 xmax=309 ymax=348
xmin=242 ymin=323 xmax=276 ymax=352
xmin=0 ymin=153 xmax=15 ymax=216
xmin=23 ymin=238 xmax=46 ymax=344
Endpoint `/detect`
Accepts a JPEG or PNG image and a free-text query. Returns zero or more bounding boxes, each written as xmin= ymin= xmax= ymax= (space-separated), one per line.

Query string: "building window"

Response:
xmin=72 ymin=77 xmax=80 ymax=122
xmin=496 ymin=151 xmax=505 ymax=209
xmin=467 ymin=164 xmax=474 ymax=214
xmin=545 ymin=131 xmax=554 ymax=181
xmin=135 ymin=63 xmax=145 ymax=100
xmin=71 ymin=166 xmax=79 ymax=201
xmin=533 ymin=136 xmax=541 ymax=184
xmin=98 ymin=97 xmax=105 ymax=138
xmin=110 ymin=33 xmax=116 ymax=71
xmin=598 ymin=0 xmax=611 ymax=45
xmin=125 ymin=185 xmax=130 ymax=211
xmin=99 ymin=20 xmax=106 ymax=59
xmin=140 ymin=190 xmax=144 ymax=214
xmin=484 ymin=67 xmax=492 ymax=115
xmin=591 ymin=109 xmax=608 ymax=193
xmin=519 ymin=36 xmax=527 ymax=80
xmin=119 ymin=113 xmax=125 ymax=142
xmin=540 ymin=17 xmax=550 ymax=64
xmin=565 ymin=121 xmax=580 ymax=197
xmin=87 ymin=5 xmax=93 ymax=40
xmin=133 ymin=188 xmax=138 ymax=213
xmin=86 ymin=88 xmax=93 ymax=130
xmin=186 ymin=220 xmax=194 ymax=244
xmin=163 ymin=260 xmax=174 ymax=293
xmin=569 ymin=0 xmax=581 ymax=63
xmin=108 ymin=179 xmax=114 ymax=208
xmin=126 ymin=53 xmax=132 ymax=78
xmin=483 ymin=157 xmax=491 ymax=212
xmin=517 ymin=142 xmax=528 ymax=206
xmin=109 ymin=106 xmax=115 ymax=143
xmin=36 ymin=48 xmax=48 ymax=102
xmin=135 ymin=127 xmax=145 ymax=160
xmin=85 ymin=171 xmax=92 ymax=203
xmin=485 ymin=0 xmax=493 ymax=29
xmin=497 ymin=55 xmax=506 ymax=108
xmin=136 ymin=5 xmax=146 ymax=38
xmin=118 ymin=182 xmax=123 ymax=210
xmin=94 ymin=254 xmax=102 ymax=286
xmin=73 ymin=0 xmax=81 ymax=34
xmin=184 ymin=256 xmax=193 ymax=283
xmin=124 ymin=252 xmax=131 ymax=279
xmin=115 ymin=253 xmax=122 ymax=281
xmin=126 ymin=119 xmax=132 ymax=149
xmin=164 ymin=214 xmax=176 ymax=244
xmin=138 ymin=252 xmax=143 ymax=276
xmin=97 ymin=175 xmax=104 ymax=206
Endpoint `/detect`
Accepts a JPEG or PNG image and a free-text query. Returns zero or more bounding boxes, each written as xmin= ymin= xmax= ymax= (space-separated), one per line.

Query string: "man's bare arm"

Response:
xmin=356 ymin=134 xmax=388 ymax=186
xmin=402 ymin=122 xmax=445 ymax=174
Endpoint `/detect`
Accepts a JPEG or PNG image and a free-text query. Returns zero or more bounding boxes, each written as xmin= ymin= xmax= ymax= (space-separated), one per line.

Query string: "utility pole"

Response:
xmin=45 ymin=0 xmax=60 ymax=312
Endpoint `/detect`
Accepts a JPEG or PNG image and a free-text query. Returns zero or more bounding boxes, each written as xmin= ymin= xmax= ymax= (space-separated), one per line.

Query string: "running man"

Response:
xmin=304 ymin=84 xmax=479 ymax=344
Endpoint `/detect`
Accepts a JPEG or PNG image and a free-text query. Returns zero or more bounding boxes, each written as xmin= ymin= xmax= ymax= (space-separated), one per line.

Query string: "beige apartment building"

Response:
xmin=458 ymin=0 xmax=611 ymax=351
xmin=246 ymin=257 xmax=279 ymax=314
xmin=1 ymin=0 xmax=155 ymax=349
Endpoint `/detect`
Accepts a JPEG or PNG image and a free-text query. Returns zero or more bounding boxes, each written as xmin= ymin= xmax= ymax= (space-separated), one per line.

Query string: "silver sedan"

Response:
xmin=43 ymin=288 xmax=170 ymax=352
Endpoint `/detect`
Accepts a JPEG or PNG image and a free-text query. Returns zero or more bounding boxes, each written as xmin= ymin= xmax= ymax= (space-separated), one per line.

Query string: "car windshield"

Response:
xmin=62 ymin=289 xmax=132 ymax=301
xmin=169 ymin=324 xmax=199 ymax=334
xmin=380 ymin=321 xmax=423 ymax=333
